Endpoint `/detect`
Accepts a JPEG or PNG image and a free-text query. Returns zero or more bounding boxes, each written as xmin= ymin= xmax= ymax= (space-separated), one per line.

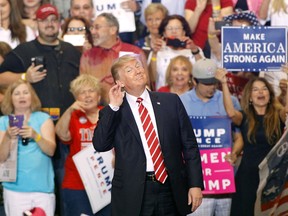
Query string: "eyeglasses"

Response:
xmin=37 ymin=18 xmax=59 ymax=24
xmin=67 ymin=27 xmax=86 ymax=32
xmin=89 ymin=25 xmax=111 ymax=31
xmin=165 ymin=26 xmax=183 ymax=32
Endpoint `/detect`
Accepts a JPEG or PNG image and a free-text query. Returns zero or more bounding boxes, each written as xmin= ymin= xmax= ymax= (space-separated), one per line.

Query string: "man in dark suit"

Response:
xmin=93 ymin=54 xmax=204 ymax=216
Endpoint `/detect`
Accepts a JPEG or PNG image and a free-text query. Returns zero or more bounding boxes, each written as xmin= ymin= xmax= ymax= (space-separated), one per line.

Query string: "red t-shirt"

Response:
xmin=157 ymin=85 xmax=171 ymax=92
xmin=185 ymin=0 xmax=233 ymax=49
xmin=62 ymin=108 xmax=102 ymax=190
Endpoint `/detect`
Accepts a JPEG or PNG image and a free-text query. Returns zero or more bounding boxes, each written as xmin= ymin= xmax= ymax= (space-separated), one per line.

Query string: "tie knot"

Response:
xmin=136 ymin=97 xmax=143 ymax=104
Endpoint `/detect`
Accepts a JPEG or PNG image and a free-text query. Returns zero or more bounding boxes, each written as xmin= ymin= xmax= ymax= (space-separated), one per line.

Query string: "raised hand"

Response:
xmin=109 ymin=81 xmax=125 ymax=107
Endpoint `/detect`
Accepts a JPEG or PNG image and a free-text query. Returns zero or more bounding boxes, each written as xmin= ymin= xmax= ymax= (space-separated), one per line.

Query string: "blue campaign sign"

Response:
xmin=189 ymin=116 xmax=232 ymax=149
xmin=222 ymin=26 xmax=287 ymax=72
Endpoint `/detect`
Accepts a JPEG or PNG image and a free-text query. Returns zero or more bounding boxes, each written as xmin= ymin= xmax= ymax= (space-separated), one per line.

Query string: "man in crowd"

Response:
xmin=93 ymin=54 xmax=204 ymax=215
xmin=80 ymin=12 xmax=148 ymax=105
xmin=0 ymin=3 xmax=81 ymax=118
xmin=180 ymin=58 xmax=243 ymax=216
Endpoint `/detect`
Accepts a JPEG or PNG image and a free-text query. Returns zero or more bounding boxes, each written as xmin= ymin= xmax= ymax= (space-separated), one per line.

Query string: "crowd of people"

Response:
xmin=0 ymin=0 xmax=288 ymax=216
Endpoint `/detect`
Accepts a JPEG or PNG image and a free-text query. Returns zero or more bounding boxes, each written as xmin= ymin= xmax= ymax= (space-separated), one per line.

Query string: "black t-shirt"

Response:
xmin=0 ymin=39 xmax=81 ymax=117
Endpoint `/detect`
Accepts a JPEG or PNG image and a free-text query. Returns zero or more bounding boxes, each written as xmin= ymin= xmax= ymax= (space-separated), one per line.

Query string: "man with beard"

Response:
xmin=0 ymin=3 xmax=81 ymax=118
xmin=0 ymin=4 xmax=81 ymax=215
xmin=80 ymin=12 xmax=147 ymax=105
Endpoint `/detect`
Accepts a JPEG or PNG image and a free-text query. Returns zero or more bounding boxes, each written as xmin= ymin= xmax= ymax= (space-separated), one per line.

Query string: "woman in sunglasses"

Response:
xmin=61 ymin=16 xmax=93 ymax=52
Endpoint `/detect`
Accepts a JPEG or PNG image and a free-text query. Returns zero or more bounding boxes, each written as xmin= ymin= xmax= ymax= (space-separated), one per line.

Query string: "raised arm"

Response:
xmin=55 ymin=101 xmax=85 ymax=142
xmin=185 ymin=0 xmax=207 ymax=33
xmin=259 ymin=0 xmax=271 ymax=20
xmin=215 ymin=68 xmax=243 ymax=126
xmin=207 ymin=17 xmax=222 ymax=61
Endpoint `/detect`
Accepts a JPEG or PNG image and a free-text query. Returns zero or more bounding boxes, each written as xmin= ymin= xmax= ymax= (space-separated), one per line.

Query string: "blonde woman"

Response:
xmin=158 ymin=55 xmax=194 ymax=95
xmin=0 ymin=79 xmax=56 ymax=216
xmin=259 ymin=0 xmax=288 ymax=26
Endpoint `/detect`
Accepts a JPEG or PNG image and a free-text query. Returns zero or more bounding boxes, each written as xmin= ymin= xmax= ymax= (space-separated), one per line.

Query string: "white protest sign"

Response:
xmin=73 ymin=145 xmax=114 ymax=213
xmin=93 ymin=0 xmax=136 ymax=33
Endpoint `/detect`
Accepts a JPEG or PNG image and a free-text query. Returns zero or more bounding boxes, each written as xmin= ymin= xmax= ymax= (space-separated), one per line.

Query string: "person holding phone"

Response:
xmin=61 ymin=16 xmax=93 ymax=52
xmin=0 ymin=79 xmax=56 ymax=216
xmin=149 ymin=14 xmax=204 ymax=91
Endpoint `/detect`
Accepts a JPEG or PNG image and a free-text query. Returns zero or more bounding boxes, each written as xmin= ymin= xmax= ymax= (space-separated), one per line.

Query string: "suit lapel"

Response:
xmin=121 ymin=96 xmax=142 ymax=145
xmin=149 ymin=92 xmax=164 ymax=145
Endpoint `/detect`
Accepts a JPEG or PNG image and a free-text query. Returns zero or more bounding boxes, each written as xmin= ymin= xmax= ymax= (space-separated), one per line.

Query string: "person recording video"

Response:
xmin=148 ymin=15 xmax=204 ymax=91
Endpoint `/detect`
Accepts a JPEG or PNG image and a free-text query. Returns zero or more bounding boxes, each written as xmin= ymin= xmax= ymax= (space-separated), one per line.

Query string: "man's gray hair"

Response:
xmin=98 ymin=12 xmax=119 ymax=34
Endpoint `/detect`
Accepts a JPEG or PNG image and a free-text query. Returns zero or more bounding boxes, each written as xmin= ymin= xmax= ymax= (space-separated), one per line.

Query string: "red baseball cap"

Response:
xmin=36 ymin=4 xmax=59 ymax=20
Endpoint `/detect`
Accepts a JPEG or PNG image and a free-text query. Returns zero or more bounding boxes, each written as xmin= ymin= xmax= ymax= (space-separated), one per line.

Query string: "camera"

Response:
xmin=215 ymin=21 xmax=232 ymax=30
xmin=166 ymin=38 xmax=186 ymax=48
xmin=31 ymin=56 xmax=45 ymax=72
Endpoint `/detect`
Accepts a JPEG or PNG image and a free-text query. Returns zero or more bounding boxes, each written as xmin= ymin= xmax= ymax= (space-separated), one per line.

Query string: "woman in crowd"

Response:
xmin=0 ymin=79 xmax=56 ymax=216
xmin=149 ymin=14 xmax=203 ymax=91
xmin=61 ymin=16 xmax=93 ymax=52
xmin=258 ymin=0 xmax=288 ymax=96
xmin=158 ymin=55 xmax=194 ymax=95
xmin=0 ymin=42 xmax=12 ymax=105
xmin=218 ymin=65 xmax=288 ymax=216
xmin=17 ymin=0 xmax=50 ymax=35
xmin=55 ymin=74 xmax=111 ymax=216
xmin=0 ymin=0 xmax=35 ymax=49
xmin=184 ymin=0 xmax=233 ymax=53
xmin=134 ymin=3 xmax=168 ymax=52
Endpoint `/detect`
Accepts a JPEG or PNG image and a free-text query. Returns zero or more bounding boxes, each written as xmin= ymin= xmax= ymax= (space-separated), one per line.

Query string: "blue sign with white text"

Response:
xmin=222 ymin=26 xmax=287 ymax=72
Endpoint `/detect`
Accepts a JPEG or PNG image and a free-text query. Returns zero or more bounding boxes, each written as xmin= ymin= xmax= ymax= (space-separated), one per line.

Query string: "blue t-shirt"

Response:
xmin=180 ymin=88 xmax=241 ymax=116
xmin=0 ymin=111 xmax=54 ymax=193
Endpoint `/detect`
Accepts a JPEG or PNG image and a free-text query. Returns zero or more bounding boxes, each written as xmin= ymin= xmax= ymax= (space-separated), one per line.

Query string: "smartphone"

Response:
xmin=31 ymin=56 xmax=45 ymax=72
xmin=8 ymin=115 xmax=24 ymax=128
xmin=166 ymin=38 xmax=186 ymax=48
xmin=215 ymin=21 xmax=232 ymax=30
xmin=63 ymin=34 xmax=85 ymax=46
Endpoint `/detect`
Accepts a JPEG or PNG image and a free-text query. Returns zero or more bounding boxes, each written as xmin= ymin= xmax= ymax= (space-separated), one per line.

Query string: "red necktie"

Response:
xmin=137 ymin=97 xmax=168 ymax=183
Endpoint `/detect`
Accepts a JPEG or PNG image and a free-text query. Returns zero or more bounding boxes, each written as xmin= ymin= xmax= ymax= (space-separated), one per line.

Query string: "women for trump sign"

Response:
xmin=190 ymin=116 xmax=235 ymax=194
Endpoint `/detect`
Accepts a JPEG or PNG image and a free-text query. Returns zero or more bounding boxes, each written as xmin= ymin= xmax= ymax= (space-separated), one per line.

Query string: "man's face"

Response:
xmin=90 ymin=16 xmax=115 ymax=47
xmin=195 ymin=82 xmax=217 ymax=100
xmin=37 ymin=14 xmax=60 ymax=43
xmin=118 ymin=59 xmax=147 ymax=94
xmin=70 ymin=0 xmax=94 ymax=22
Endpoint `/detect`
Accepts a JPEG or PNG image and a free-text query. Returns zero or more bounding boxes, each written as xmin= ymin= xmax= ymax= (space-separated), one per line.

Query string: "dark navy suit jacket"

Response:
xmin=93 ymin=91 xmax=204 ymax=216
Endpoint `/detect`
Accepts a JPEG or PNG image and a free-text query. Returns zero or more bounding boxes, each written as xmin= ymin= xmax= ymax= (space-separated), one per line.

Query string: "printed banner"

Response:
xmin=222 ymin=26 xmax=287 ymax=71
xmin=93 ymin=0 xmax=136 ymax=33
xmin=73 ymin=145 xmax=114 ymax=213
xmin=218 ymin=73 xmax=249 ymax=102
xmin=255 ymin=130 xmax=288 ymax=215
xmin=190 ymin=116 xmax=235 ymax=194
xmin=0 ymin=139 xmax=17 ymax=182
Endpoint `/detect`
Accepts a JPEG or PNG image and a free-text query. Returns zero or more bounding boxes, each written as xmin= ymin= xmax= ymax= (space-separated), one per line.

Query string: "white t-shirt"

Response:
xmin=0 ymin=25 xmax=36 ymax=49
xmin=267 ymin=0 xmax=288 ymax=27
xmin=155 ymin=45 xmax=204 ymax=90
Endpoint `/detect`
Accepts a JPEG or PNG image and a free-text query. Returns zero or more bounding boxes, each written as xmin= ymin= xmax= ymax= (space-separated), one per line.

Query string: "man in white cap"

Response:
xmin=180 ymin=58 xmax=243 ymax=216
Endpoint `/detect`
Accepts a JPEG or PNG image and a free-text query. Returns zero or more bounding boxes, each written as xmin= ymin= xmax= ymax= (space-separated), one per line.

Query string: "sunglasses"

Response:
xmin=67 ymin=27 xmax=86 ymax=32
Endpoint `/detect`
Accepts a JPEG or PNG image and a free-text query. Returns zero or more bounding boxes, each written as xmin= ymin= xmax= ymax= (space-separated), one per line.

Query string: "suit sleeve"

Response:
xmin=177 ymin=96 xmax=204 ymax=189
xmin=93 ymin=105 xmax=119 ymax=152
